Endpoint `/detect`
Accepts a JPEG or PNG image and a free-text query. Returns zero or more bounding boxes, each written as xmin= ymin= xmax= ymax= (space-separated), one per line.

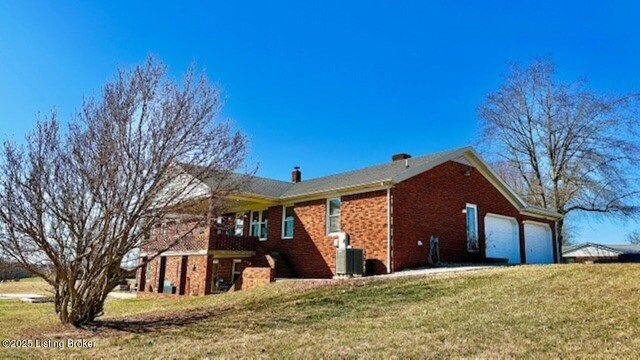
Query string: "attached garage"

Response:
xmin=524 ymin=222 xmax=554 ymax=264
xmin=484 ymin=214 xmax=520 ymax=264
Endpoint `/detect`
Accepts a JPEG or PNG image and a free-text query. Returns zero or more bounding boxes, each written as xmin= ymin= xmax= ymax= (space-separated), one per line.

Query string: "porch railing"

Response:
xmin=210 ymin=234 xmax=258 ymax=252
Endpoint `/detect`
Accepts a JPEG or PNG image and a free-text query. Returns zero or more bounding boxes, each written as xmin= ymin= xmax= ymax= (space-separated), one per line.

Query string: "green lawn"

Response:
xmin=0 ymin=277 xmax=52 ymax=296
xmin=1 ymin=265 xmax=639 ymax=359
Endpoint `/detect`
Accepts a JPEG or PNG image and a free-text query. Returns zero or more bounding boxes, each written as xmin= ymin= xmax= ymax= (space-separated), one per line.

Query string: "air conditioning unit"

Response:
xmin=336 ymin=248 xmax=364 ymax=276
xmin=163 ymin=280 xmax=176 ymax=294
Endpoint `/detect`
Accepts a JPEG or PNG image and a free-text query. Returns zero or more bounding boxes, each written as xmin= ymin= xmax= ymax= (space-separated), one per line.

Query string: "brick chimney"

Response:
xmin=291 ymin=166 xmax=302 ymax=183
xmin=392 ymin=153 xmax=412 ymax=161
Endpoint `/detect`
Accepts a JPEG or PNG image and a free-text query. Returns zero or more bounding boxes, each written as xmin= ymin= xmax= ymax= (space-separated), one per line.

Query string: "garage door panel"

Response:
xmin=524 ymin=222 xmax=553 ymax=264
xmin=484 ymin=215 xmax=520 ymax=264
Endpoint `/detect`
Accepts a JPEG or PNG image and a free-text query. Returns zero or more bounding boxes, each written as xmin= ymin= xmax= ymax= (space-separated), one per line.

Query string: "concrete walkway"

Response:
xmin=376 ymin=265 xmax=493 ymax=278
xmin=276 ymin=265 xmax=495 ymax=283
xmin=0 ymin=293 xmax=47 ymax=300
xmin=107 ymin=292 xmax=137 ymax=299
xmin=0 ymin=293 xmax=52 ymax=303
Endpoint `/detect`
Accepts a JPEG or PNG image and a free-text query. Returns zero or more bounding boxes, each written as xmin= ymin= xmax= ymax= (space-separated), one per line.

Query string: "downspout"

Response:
xmin=386 ymin=186 xmax=392 ymax=273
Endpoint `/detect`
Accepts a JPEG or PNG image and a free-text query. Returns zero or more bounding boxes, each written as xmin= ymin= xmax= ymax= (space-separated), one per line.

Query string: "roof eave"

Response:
xmin=520 ymin=207 xmax=564 ymax=220
xmin=280 ymin=180 xmax=393 ymax=201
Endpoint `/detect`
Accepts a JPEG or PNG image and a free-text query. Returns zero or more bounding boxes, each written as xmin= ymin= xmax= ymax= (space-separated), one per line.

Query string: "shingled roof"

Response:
xmin=177 ymin=147 xmax=563 ymax=219
xmin=180 ymin=147 xmax=463 ymax=199
xmin=279 ymin=148 xmax=461 ymax=198
xmin=178 ymin=164 xmax=292 ymax=199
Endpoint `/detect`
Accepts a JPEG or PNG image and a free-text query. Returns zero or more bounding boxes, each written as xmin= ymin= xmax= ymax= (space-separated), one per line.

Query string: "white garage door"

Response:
xmin=484 ymin=214 xmax=520 ymax=264
xmin=524 ymin=222 xmax=554 ymax=264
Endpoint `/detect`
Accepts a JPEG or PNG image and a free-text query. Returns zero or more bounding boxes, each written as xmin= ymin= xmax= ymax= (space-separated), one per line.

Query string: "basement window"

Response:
xmin=327 ymin=198 xmax=341 ymax=234
xmin=466 ymin=203 xmax=479 ymax=252
xmin=282 ymin=206 xmax=294 ymax=239
xmin=251 ymin=210 xmax=268 ymax=240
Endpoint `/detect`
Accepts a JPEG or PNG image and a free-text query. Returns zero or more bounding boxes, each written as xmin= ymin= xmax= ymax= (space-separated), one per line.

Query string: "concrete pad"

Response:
xmin=107 ymin=292 xmax=137 ymax=299
xmin=20 ymin=297 xmax=54 ymax=303
xmin=0 ymin=293 xmax=47 ymax=300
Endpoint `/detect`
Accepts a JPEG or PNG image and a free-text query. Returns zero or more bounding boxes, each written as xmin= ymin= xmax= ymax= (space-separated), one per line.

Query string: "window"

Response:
xmin=466 ymin=204 xmax=479 ymax=252
xmin=232 ymin=260 xmax=242 ymax=283
xmin=327 ymin=198 xmax=341 ymax=234
xmin=282 ymin=206 xmax=294 ymax=239
xmin=251 ymin=210 xmax=268 ymax=240
xmin=210 ymin=260 xmax=220 ymax=291
xmin=219 ymin=214 xmax=239 ymax=236
xmin=234 ymin=214 xmax=244 ymax=236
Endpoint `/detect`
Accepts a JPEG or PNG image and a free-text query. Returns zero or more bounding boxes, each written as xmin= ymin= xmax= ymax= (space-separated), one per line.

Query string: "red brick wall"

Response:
xmin=278 ymin=199 xmax=334 ymax=278
xmin=185 ymin=255 xmax=208 ymax=296
xmin=235 ymin=267 xmax=274 ymax=291
xmin=392 ymin=160 xmax=557 ymax=271
xmin=141 ymin=221 xmax=209 ymax=253
xmin=256 ymin=191 xmax=389 ymax=278
xmin=342 ymin=191 xmax=388 ymax=275
xmin=164 ymin=256 xmax=182 ymax=291
xmin=570 ymin=256 xmax=618 ymax=263
xmin=142 ymin=257 xmax=160 ymax=293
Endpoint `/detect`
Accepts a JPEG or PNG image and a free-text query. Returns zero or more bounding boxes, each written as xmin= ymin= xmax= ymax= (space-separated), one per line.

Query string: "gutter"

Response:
xmin=520 ymin=208 xmax=563 ymax=220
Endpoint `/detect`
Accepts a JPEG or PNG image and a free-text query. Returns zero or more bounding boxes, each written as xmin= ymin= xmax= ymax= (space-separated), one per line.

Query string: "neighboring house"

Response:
xmin=562 ymin=243 xmax=640 ymax=263
xmin=137 ymin=147 xmax=562 ymax=296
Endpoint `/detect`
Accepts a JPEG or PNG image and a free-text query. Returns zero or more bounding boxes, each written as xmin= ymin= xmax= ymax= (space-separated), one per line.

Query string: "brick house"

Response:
xmin=138 ymin=147 xmax=562 ymax=295
xmin=562 ymin=243 xmax=640 ymax=263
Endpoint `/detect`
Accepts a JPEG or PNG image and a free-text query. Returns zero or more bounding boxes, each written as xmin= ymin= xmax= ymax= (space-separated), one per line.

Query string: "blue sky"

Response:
xmin=0 ymin=1 xmax=639 ymax=244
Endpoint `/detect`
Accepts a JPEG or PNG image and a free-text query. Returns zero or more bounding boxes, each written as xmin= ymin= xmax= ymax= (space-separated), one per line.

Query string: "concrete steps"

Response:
xmin=270 ymin=252 xmax=297 ymax=278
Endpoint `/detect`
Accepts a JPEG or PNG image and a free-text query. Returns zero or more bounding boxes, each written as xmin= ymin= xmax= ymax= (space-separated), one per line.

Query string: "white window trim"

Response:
xmin=326 ymin=197 xmax=341 ymax=235
xmin=234 ymin=213 xmax=244 ymax=236
xmin=281 ymin=205 xmax=294 ymax=240
xmin=465 ymin=203 xmax=479 ymax=252
xmin=250 ymin=210 xmax=268 ymax=241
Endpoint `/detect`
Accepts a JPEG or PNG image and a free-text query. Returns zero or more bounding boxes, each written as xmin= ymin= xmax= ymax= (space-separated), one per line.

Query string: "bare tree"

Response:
xmin=628 ymin=230 xmax=640 ymax=245
xmin=0 ymin=57 xmax=249 ymax=326
xmin=478 ymin=59 xmax=640 ymax=244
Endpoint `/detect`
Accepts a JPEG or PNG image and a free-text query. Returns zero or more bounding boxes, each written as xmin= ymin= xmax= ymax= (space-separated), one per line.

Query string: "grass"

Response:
xmin=0 ymin=277 xmax=52 ymax=296
xmin=1 ymin=264 xmax=640 ymax=359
